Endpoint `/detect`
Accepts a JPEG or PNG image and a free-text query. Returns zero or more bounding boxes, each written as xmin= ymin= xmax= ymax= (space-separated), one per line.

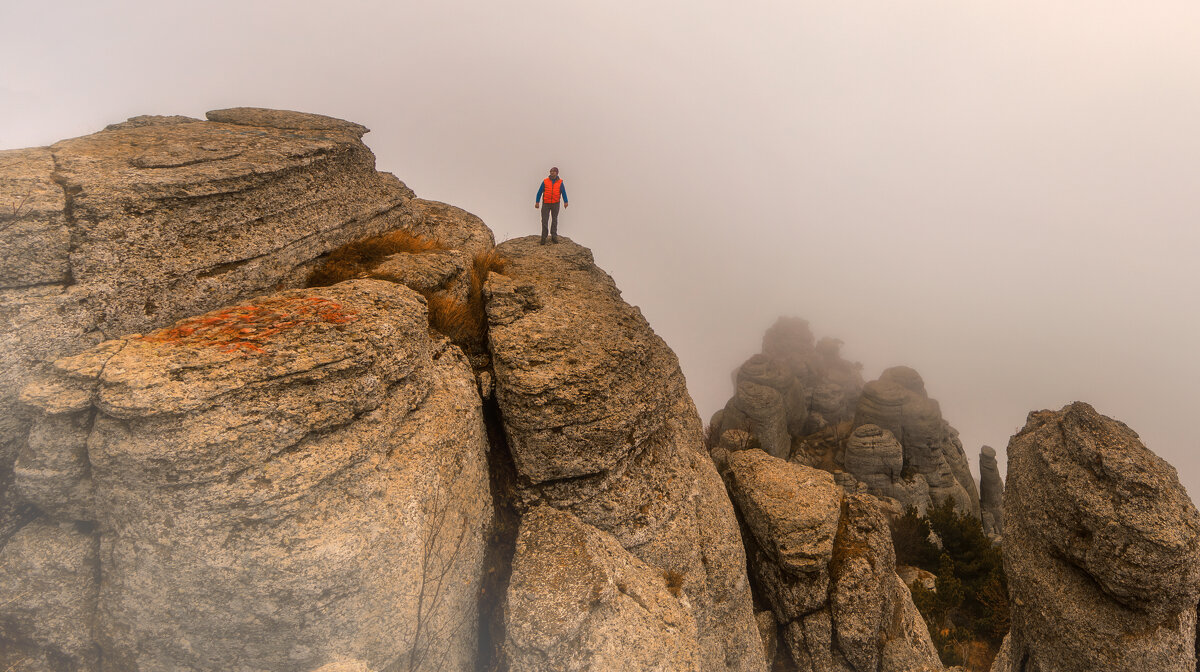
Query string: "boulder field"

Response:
xmin=2 ymin=109 xmax=1199 ymax=672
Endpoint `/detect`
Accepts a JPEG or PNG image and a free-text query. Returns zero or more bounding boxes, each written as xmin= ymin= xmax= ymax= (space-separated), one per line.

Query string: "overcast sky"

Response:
xmin=3 ymin=1 xmax=1198 ymax=498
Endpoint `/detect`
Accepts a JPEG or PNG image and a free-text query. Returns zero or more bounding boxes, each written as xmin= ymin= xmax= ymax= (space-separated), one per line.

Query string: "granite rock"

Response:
xmin=504 ymin=506 xmax=702 ymax=671
xmin=727 ymin=449 xmax=943 ymax=672
xmin=486 ymin=237 xmax=767 ymax=671
xmin=978 ymin=445 xmax=1003 ymax=536
xmin=13 ymin=280 xmax=493 ymax=671
xmin=996 ymin=402 xmax=1200 ymax=672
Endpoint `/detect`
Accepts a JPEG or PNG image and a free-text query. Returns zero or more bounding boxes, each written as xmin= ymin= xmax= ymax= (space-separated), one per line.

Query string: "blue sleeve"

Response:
xmin=561 ymin=183 xmax=567 ymax=204
xmin=536 ymin=182 xmax=545 ymax=202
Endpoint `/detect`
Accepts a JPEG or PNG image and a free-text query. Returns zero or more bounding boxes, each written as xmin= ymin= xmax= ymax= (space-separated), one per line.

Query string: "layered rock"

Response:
xmin=995 ymin=402 xmax=1200 ymax=672
xmin=7 ymin=280 xmax=493 ymax=671
xmin=0 ymin=109 xmax=430 ymax=540
xmin=486 ymin=238 xmax=766 ymax=671
xmin=978 ymin=446 xmax=1003 ymax=536
xmin=505 ymin=506 xmax=702 ymax=671
xmin=853 ymin=367 xmax=979 ymax=516
xmin=726 ymin=449 xmax=943 ymax=672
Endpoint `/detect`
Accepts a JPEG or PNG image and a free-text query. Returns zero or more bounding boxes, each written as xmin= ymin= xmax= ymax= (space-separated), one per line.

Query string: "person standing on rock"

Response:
xmin=535 ymin=166 xmax=568 ymax=244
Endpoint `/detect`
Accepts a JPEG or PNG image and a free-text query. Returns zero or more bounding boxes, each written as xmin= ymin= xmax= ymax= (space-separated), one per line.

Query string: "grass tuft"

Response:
xmin=307 ymin=229 xmax=443 ymax=287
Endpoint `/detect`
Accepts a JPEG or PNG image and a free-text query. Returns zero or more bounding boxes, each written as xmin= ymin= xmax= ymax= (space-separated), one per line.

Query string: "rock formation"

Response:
xmin=487 ymin=238 xmax=767 ymax=671
xmin=711 ymin=318 xmax=863 ymax=454
xmin=710 ymin=323 xmax=981 ymax=520
xmin=994 ymin=402 xmax=1200 ymax=672
xmin=851 ymin=367 xmax=979 ymax=516
xmin=722 ymin=448 xmax=944 ymax=671
xmin=7 ymin=280 xmax=493 ymax=670
xmin=978 ymin=446 xmax=1003 ymax=537
xmin=0 ymin=108 xmax=494 ymax=543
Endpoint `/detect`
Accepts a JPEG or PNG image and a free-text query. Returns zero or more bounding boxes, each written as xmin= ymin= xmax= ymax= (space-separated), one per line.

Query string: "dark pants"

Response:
xmin=540 ymin=202 xmax=560 ymax=239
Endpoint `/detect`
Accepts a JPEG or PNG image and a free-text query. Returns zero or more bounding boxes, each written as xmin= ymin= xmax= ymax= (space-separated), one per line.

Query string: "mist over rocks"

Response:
xmin=710 ymin=320 xmax=981 ymax=519
xmin=994 ymin=402 xmax=1200 ymax=672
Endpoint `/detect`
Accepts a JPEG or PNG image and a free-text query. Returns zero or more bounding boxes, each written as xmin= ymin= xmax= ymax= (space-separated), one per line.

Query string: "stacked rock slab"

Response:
xmin=487 ymin=238 xmax=767 ymax=671
xmin=724 ymin=449 xmax=943 ymax=672
xmin=0 ymin=109 xmax=428 ymax=541
xmin=5 ymin=281 xmax=493 ymax=671
xmin=852 ymin=366 xmax=979 ymax=516
xmin=994 ymin=402 xmax=1200 ymax=672
xmin=977 ymin=446 xmax=1003 ymax=537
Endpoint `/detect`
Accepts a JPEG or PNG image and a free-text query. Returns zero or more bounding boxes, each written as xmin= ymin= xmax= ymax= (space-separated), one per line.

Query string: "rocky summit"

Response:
xmin=1 ymin=109 xmax=1198 ymax=672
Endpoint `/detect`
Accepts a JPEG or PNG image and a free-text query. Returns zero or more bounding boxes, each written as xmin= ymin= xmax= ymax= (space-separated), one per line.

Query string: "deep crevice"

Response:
xmin=476 ymin=395 xmax=519 ymax=672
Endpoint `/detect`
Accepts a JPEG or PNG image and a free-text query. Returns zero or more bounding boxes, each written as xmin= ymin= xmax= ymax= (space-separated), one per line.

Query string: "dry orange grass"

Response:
xmin=306 ymin=229 xmax=442 ymax=287
xmin=423 ymin=247 xmax=509 ymax=352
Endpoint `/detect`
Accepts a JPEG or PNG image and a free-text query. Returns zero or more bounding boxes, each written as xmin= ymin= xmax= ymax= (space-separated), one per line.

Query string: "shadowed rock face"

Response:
xmin=724 ymin=449 xmax=943 ymax=672
xmin=8 ymin=281 xmax=493 ymax=671
xmin=486 ymin=237 xmax=767 ymax=671
xmin=978 ymin=445 xmax=1003 ymax=536
xmin=995 ymin=402 xmax=1200 ymax=672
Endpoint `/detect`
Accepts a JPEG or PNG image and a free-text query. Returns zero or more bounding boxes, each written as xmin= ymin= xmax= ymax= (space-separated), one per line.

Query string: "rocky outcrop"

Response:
xmin=0 ymin=109 xmax=436 ymax=541
xmin=710 ymin=324 xmax=981 ymax=520
xmin=7 ymin=280 xmax=493 ymax=671
xmin=852 ymin=367 xmax=979 ymax=516
xmin=978 ymin=446 xmax=1003 ymax=536
xmin=726 ymin=449 xmax=943 ymax=672
xmin=712 ymin=318 xmax=864 ymax=451
xmin=505 ymin=506 xmax=702 ymax=671
xmin=486 ymin=238 xmax=767 ymax=671
xmin=995 ymin=402 xmax=1200 ymax=672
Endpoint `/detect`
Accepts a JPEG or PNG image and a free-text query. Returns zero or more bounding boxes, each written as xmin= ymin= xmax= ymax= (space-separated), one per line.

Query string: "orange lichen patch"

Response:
xmin=139 ymin=296 xmax=358 ymax=354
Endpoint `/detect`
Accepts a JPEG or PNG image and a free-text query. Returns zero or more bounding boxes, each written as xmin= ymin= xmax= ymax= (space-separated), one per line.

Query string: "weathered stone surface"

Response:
xmin=727 ymin=450 xmax=943 ymax=672
xmin=978 ymin=445 xmax=1003 ymax=536
xmin=371 ymin=250 xmax=468 ymax=302
xmin=0 ymin=520 xmax=98 ymax=671
xmin=997 ymin=402 xmax=1200 ymax=672
xmin=486 ymin=237 xmax=766 ymax=671
xmin=0 ymin=147 xmax=69 ymax=289
xmin=505 ymin=506 xmax=702 ymax=671
xmin=206 ymin=107 xmax=370 ymax=136
xmin=853 ymin=367 xmax=979 ymax=516
xmin=486 ymin=238 xmax=686 ymax=483
xmin=1 ymin=110 xmax=423 ymax=530
xmin=14 ymin=281 xmax=492 ymax=671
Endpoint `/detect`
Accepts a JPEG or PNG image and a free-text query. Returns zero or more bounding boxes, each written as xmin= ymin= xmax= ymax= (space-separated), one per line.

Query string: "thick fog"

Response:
xmin=4 ymin=1 xmax=1198 ymax=497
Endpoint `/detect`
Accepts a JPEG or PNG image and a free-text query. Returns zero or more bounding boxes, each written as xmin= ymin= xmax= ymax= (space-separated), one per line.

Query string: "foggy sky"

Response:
xmin=3 ymin=1 xmax=1198 ymax=498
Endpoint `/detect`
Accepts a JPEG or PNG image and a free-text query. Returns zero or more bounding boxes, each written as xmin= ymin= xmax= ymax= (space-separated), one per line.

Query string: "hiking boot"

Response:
xmin=540 ymin=236 xmax=547 ymax=245
xmin=551 ymin=235 xmax=559 ymax=243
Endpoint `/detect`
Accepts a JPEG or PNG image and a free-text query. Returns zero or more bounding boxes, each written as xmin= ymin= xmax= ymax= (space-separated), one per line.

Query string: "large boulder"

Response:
xmin=8 ymin=280 xmax=493 ymax=671
xmin=995 ymin=402 xmax=1200 ymax=672
xmin=0 ymin=109 xmax=428 ymax=539
xmin=505 ymin=506 xmax=702 ymax=671
xmin=726 ymin=449 xmax=943 ymax=672
xmin=485 ymin=237 xmax=767 ymax=672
